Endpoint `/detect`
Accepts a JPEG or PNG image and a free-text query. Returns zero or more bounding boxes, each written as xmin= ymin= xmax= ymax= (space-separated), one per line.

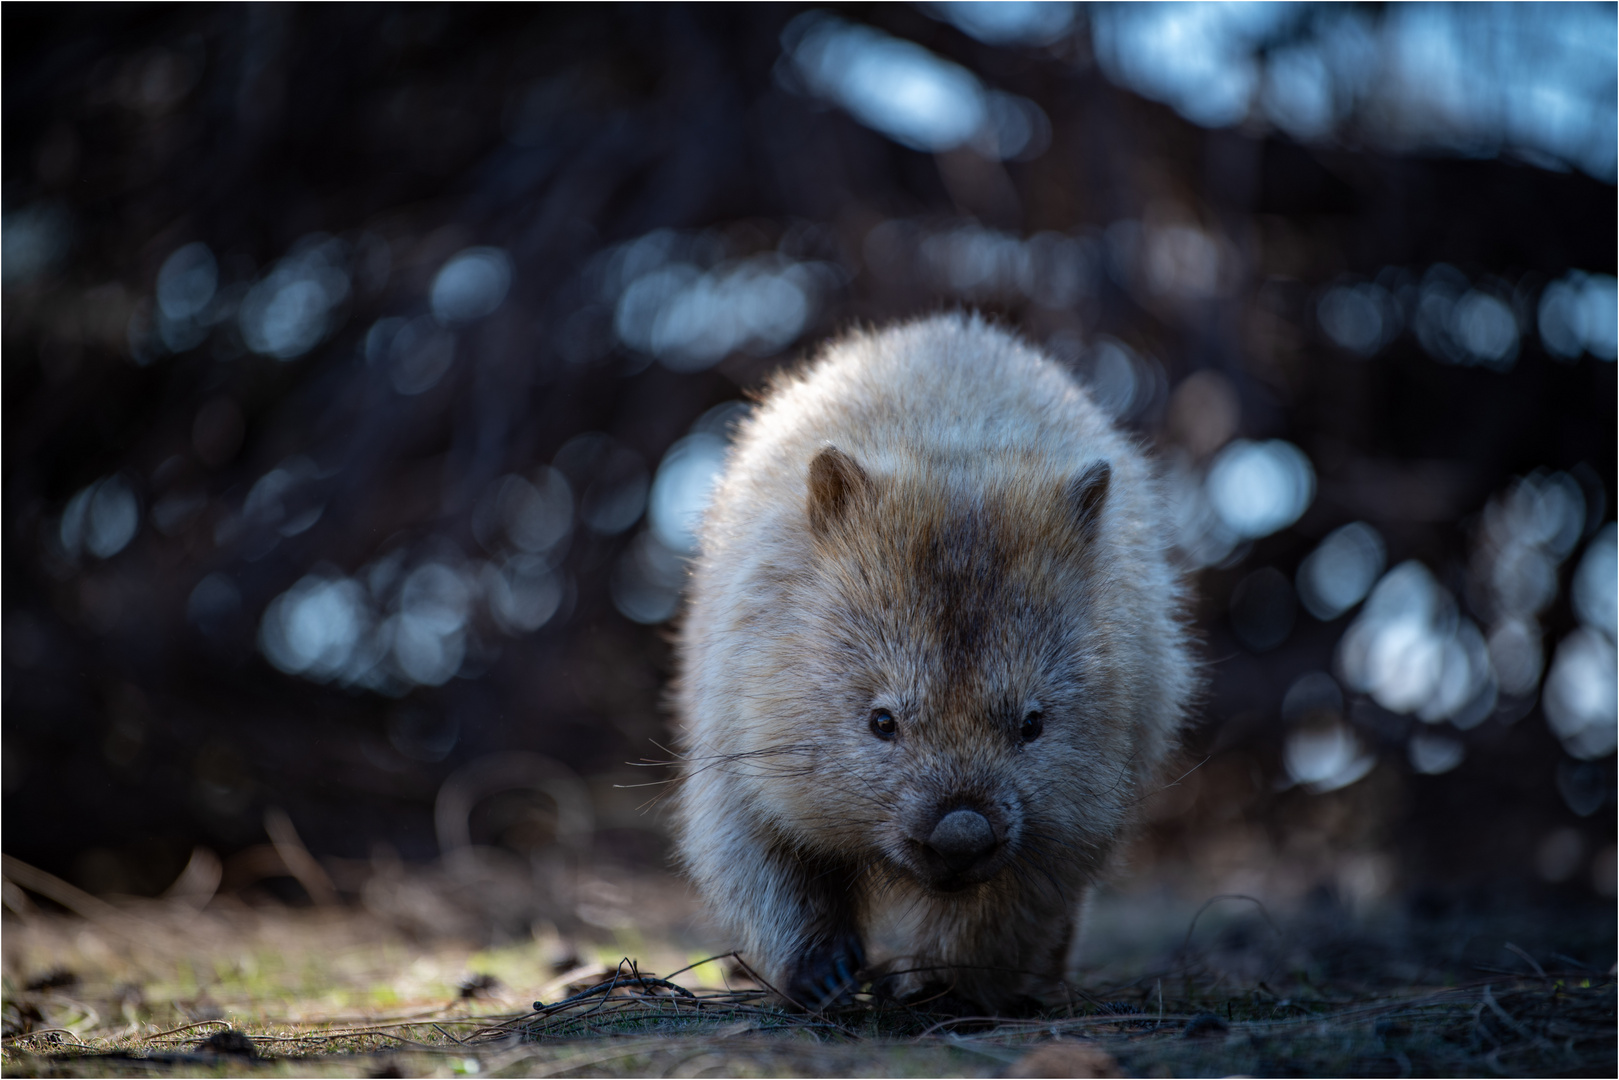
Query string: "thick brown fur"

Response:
xmin=672 ymin=313 xmax=1196 ymax=1011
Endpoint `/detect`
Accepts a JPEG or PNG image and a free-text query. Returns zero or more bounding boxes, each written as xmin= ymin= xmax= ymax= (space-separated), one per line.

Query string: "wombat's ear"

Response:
xmin=1066 ymin=460 xmax=1111 ymax=538
xmin=807 ymin=446 xmax=872 ymax=535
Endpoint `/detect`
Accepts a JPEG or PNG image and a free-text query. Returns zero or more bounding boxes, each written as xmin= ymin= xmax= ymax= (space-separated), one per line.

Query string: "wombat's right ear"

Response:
xmin=807 ymin=446 xmax=872 ymax=535
xmin=1066 ymin=460 xmax=1111 ymax=539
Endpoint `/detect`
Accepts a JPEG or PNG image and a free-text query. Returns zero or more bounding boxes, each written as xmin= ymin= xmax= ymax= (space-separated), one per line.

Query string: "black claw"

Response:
xmin=787 ymin=933 xmax=866 ymax=1010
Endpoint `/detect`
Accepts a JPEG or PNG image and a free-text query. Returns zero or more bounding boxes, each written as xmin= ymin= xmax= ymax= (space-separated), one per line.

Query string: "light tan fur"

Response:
xmin=672 ymin=313 xmax=1196 ymax=1010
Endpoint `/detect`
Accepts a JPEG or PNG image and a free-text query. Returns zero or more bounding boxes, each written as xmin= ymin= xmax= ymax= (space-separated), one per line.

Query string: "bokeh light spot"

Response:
xmin=431 ymin=247 xmax=512 ymax=324
xmin=610 ymin=530 xmax=688 ymax=625
xmin=1450 ymin=290 xmax=1519 ymax=369
xmin=482 ymin=555 xmax=564 ymax=634
xmin=1205 ymin=439 xmax=1315 ymax=540
xmin=1075 ymin=338 xmax=1162 ymax=423
xmin=1540 ymin=271 xmax=1619 ymax=361
xmin=785 ymin=13 xmax=986 ymax=152
xmin=1339 ymin=561 xmax=1493 ymax=723
xmin=648 ymin=433 xmax=729 ymax=554
xmin=61 ymin=477 xmax=140 ymax=560
xmin=1544 ymin=628 xmax=1618 ymax=760
xmin=1 ymin=201 xmax=73 ymax=285
xmin=1318 ymin=283 xmax=1395 ymax=357
xmin=388 ymin=316 xmax=457 ymax=395
xmin=156 ymin=242 xmax=218 ymax=322
xmin=926 ymin=1 xmax=1076 ymax=47
xmin=1282 ymin=671 xmax=1344 ymax=724
xmin=499 ymin=468 xmax=573 ymax=556
xmin=260 ymin=575 xmax=369 ymax=682
xmin=783 ymin=12 xmax=1048 ymax=160
xmin=393 ymin=562 xmax=474 ymax=686
xmin=1571 ymin=524 xmax=1617 ymax=640
xmin=1284 ymin=720 xmax=1376 ymax=794
xmin=614 ymin=253 xmax=818 ymax=372
xmin=239 ymin=236 xmax=352 ymax=361
xmin=1297 ymin=522 xmax=1387 ymax=621
xmin=1408 ymin=731 xmax=1465 ymax=775
xmin=1093 ymin=3 xmax=1275 ymax=129
xmin=1164 ymin=370 xmax=1239 ymax=458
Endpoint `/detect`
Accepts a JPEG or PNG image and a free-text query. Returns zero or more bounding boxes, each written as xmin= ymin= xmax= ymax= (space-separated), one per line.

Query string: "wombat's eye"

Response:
xmin=869 ymin=709 xmax=898 ymax=740
xmin=1020 ymin=710 xmax=1044 ymax=742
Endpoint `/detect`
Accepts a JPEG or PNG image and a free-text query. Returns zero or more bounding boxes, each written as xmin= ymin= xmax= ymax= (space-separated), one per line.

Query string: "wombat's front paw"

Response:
xmin=785 ymin=933 xmax=865 ymax=1010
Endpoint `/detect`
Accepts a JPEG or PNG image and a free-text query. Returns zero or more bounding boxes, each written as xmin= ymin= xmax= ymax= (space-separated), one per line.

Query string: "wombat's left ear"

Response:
xmin=807 ymin=446 xmax=872 ymax=535
xmin=1067 ymin=460 xmax=1111 ymax=537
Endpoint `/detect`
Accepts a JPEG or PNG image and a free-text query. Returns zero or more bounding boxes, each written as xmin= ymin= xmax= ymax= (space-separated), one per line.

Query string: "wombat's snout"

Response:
xmin=924 ymin=808 xmax=999 ymax=874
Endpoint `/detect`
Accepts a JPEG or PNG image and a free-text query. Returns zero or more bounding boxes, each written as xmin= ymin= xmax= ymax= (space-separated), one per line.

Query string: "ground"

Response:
xmin=3 ymin=853 xmax=1613 ymax=1078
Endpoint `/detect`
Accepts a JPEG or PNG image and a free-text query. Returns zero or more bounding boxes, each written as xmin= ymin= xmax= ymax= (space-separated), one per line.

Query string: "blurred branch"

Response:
xmin=264 ymin=807 xmax=340 ymax=906
xmin=0 ymin=853 xmax=138 ymax=930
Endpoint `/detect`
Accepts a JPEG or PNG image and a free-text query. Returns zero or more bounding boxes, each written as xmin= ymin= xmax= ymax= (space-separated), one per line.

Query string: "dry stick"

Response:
xmin=1177 ymin=893 xmax=1283 ymax=959
xmin=308 ymin=1029 xmax=442 ymax=1051
xmin=138 ymin=1020 xmax=238 ymax=1043
xmin=256 ymin=1006 xmax=474 ymax=1029
xmin=1130 ymin=755 xmax=1213 ymax=809
xmin=1480 ymin=983 xmax=1548 ymax=1050
xmin=723 ymin=952 xmax=858 ymax=1034
xmin=616 ymin=957 xmax=697 ymax=1000
xmin=292 ymin=1021 xmax=485 ymax=1041
xmin=1503 ymin=942 xmax=1549 ymax=979
xmin=569 ymin=967 xmax=625 ymax=1021
xmin=658 ymin=951 xmax=743 ymax=984
xmin=2 ymin=1029 xmax=97 ymax=1048
xmin=0 ymin=855 xmax=147 ymax=936
xmin=390 ymin=1017 xmax=525 ymax=1033
xmin=911 ymin=1014 xmax=1016 ymax=1039
xmin=263 ymin=807 xmax=340 ymax=906
xmin=722 ymin=954 xmax=792 ymax=1008
xmin=234 ymin=1033 xmax=342 ymax=1046
xmin=534 ymin=973 xmax=630 ymax=1012
xmin=913 ymin=1011 xmax=1206 ymax=1040
xmin=25 ymin=996 xmax=103 ymax=1034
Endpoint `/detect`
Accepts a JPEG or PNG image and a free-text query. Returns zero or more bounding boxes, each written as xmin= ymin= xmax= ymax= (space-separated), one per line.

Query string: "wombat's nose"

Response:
xmin=926 ymin=809 xmax=997 ymax=872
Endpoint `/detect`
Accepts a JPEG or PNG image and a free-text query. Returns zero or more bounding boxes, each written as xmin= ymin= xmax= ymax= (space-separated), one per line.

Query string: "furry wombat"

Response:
xmin=673 ymin=314 xmax=1195 ymax=1011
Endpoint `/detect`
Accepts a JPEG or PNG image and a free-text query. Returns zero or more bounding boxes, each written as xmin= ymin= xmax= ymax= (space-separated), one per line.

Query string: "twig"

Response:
xmin=1503 ymin=943 xmax=1547 ymax=979
xmin=1 ymin=855 xmax=128 ymax=925
xmin=651 ymin=951 xmax=741 ymax=985
xmin=1 ymin=1028 xmax=96 ymax=1048
xmin=138 ymin=1020 xmax=235 ymax=1042
xmin=1177 ymin=893 xmax=1283 ymax=958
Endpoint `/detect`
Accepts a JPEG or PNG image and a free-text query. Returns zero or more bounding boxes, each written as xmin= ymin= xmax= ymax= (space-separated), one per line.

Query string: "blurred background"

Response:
xmin=3 ymin=2 xmax=1615 ymax=952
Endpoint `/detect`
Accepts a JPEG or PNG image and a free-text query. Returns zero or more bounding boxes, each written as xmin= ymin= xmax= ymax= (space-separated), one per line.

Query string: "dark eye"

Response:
xmin=869 ymin=708 xmax=897 ymax=740
xmin=1020 ymin=710 xmax=1044 ymax=742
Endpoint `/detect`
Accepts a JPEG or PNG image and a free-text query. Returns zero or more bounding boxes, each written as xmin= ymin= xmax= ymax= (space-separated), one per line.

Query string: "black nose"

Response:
xmin=926 ymin=808 xmax=998 ymax=873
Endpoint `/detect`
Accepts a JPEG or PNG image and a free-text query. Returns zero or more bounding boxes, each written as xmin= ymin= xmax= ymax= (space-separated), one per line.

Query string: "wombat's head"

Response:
xmin=776 ymin=444 xmax=1144 ymax=896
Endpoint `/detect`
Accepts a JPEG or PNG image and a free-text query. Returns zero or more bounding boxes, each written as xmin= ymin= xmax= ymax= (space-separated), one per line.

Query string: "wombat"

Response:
xmin=672 ymin=314 xmax=1195 ymax=1011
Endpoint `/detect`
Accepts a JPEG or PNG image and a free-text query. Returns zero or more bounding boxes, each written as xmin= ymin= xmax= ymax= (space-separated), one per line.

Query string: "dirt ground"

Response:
xmin=3 ymin=848 xmax=1613 ymax=1078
